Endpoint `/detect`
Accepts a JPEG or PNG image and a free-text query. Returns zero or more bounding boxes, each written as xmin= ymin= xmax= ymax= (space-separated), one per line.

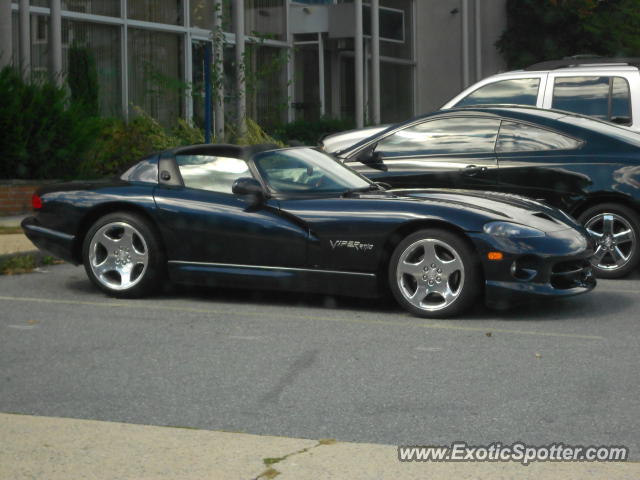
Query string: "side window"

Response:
xmin=611 ymin=77 xmax=632 ymax=126
xmin=551 ymin=76 xmax=631 ymax=125
xmin=496 ymin=121 xmax=581 ymax=153
xmin=176 ymin=155 xmax=250 ymax=193
xmin=377 ymin=118 xmax=501 ymax=155
xmin=455 ymin=78 xmax=540 ymax=107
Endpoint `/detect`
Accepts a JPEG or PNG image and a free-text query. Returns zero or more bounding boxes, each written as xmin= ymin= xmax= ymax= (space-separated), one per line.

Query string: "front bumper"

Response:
xmin=469 ymin=229 xmax=596 ymax=309
xmin=21 ymin=216 xmax=78 ymax=264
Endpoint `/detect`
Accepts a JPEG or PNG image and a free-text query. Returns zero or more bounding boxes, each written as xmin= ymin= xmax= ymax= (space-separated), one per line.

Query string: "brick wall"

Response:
xmin=0 ymin=182 xmax=41 ymax=216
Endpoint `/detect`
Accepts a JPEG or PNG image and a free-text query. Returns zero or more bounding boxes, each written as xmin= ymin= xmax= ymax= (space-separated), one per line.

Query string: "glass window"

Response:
xmin=62 ymin=20 xmax=122 ymax=116
xmin=552 ymin=76 xmax=610 ymax=120
xmin=62 ymin=0 xmax=120 ymax=17
xmin=253 ymin=148 xmax=370 ymax=194
xmin=128 ymin=0 xmax=184 ymax=25
xmin=128 ymin=29 xmax=184 ymax=127
xmin=455 ymin=78 xmax=540 ymax=107
xmin=380 ymin=62 xmax=413 ymax=123
xmin=191 ymin=0 xmax=215 ymax=29
xmin=377 ymin=118 xmax=501 ymax=155
xmin=611 ymin=77 xmax=632 ymax=126
xmin=245 ymin=0 xmax=286 ymax=41
xmin=497 ymin=121 xmax=581 ymax=153
xmin=177 ymin=155 xmax=250 ymax=193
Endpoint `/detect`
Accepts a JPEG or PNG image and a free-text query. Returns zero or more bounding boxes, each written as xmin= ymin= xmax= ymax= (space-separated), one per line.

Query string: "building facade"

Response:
xmin=2 ymin=0 xmax=506 ymax=131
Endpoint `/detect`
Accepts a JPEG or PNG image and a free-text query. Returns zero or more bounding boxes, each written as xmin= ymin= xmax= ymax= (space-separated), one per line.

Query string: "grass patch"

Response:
xmin=0 ymin=253 xmax=63 ymax=275
xmin=263 ymin=457 xmax=286 ymax=466
xmin=0 ymin=226 xmax=24 ymax=235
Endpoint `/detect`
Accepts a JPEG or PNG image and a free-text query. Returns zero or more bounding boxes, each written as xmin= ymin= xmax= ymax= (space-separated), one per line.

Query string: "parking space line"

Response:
xmin=0 ymin=295 xmax=606 ymax=341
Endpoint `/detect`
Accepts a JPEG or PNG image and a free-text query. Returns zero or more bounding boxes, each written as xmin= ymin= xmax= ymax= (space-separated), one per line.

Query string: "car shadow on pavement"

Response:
xmin=64 ymin=269 xmax=634 ymax=322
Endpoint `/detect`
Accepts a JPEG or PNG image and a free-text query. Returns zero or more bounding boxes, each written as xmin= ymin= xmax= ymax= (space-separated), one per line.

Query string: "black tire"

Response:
xmin=577 ymin=203 xmax=640 ymax=279
xmin=82 ymin=212 xmax=165 ymax=298
xmin=389 ymin=228 xmax=481 ymax=318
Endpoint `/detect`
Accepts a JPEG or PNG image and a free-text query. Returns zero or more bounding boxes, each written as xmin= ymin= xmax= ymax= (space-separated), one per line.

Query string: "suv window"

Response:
xmin=552 ymin=76 xmax=632 ymax=125
xmin=497 ymin=121 xmax=581 ymax=153
xmin=377 ymin=117 xmax=501 ymax=155
xmin=454 ymin=78 xmax=540 ymax=107
xmin=176 ymin=155 xmax=250 ymax=193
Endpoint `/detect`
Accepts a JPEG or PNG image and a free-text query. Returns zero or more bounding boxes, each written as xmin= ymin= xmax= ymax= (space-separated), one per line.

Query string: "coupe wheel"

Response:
xmin=82 ymin=212 xmax=165 ymax=297
xmin=578 ymin=203 xmax=640 ymax=279
xmin=389 ymin=229 xmax=481 ymax=318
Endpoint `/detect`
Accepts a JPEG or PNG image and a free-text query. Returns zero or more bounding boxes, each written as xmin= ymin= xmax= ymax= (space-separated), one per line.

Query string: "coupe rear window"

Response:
xmin=497 ymin=121 xmax=581 ymax=152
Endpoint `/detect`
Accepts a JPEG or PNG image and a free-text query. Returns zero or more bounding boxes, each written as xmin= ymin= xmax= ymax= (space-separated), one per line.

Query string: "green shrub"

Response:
xmin=0 ymin=66 xmax=100 ymax=180
xmin=270 ymin=117 xmax=355 ymax=146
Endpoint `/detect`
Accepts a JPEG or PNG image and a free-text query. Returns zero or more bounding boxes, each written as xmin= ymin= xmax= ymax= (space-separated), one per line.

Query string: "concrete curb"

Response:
xmin=0 ymin=413 xmax=637 ymax=480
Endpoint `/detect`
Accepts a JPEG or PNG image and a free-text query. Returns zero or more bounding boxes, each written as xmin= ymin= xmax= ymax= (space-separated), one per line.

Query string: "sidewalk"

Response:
xmin=0 ymin=413 xmax=637 ymax=480
xmin=0 ymin=215 xmax=36 ymax=256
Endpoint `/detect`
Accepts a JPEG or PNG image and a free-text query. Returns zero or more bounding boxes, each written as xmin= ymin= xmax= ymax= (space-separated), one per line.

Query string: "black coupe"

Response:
xmin=22 ymin=145 xmax=595 ymax=318
xmin=326 ymin=106 xmax=640 ymax=278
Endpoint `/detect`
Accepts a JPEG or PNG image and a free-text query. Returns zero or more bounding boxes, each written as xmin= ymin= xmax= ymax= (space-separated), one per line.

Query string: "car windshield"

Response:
xmin=252 ymin=148 xmax=372 ymax=194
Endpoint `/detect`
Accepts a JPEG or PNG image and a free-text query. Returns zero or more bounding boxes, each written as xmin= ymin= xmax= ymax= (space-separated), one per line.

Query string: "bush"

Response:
xmin=270 ymin=117 xmax=355 ymax=146
xmin=82 ymin=107 xmax=205 ymax=178
xmin=0 ymin=66 xmax=100 ymax=180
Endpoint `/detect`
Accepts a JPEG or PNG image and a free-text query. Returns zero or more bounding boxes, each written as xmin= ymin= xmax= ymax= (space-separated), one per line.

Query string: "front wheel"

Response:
xmin=578 ymin=203 xmax=640 ymax=279
xmin=82 ymin=212 xmax=165 ymax=297
xmin=389 ymin=229 xmax=481 ymax=318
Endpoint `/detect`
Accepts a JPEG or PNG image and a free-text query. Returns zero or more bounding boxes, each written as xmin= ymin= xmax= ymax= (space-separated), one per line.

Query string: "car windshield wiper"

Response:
xmin=342 ymin=184 xmax=383 ymax=197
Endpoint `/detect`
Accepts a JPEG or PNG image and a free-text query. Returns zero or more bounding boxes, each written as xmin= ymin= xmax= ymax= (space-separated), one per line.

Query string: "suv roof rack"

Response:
xmin=525 ymin=56 xmax=640 ymax=71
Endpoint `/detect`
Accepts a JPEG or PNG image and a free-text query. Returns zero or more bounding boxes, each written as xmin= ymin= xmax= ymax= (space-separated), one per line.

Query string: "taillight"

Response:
xmin=32 ymin=194 xmax=42 ymax=210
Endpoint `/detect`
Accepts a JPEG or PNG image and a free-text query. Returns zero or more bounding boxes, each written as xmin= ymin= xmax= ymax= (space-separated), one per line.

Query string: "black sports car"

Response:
xmin=22 ymin=145 xmax=595 ymax=318
xmin=325 ymin=106 xmax=640 ymax=278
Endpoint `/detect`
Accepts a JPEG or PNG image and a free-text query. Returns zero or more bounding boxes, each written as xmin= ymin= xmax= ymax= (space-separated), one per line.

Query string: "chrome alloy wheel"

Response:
xmin=584 ymin=213 xmax=636 ymax=271
xmin=88 ymin=222 xmax=149 ymax=291
xmin=396 ymin=238 xmax=465 ymax=312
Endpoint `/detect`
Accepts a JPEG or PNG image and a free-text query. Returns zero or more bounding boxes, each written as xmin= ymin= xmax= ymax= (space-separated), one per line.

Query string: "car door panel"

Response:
xmin=153 ymin=186 xmax=308 ymax=267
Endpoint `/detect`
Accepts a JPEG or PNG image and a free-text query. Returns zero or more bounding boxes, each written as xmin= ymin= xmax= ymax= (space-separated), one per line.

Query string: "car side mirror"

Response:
xmin=232 ymin=177 xmax=265 ymax=208
xmin=357 ymin=144 xmax=388 ymax=171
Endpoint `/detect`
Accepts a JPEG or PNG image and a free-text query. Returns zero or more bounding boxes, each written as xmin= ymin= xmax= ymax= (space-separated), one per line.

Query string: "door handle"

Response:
xmin=463 ymin=165 xmax=487 ymax=176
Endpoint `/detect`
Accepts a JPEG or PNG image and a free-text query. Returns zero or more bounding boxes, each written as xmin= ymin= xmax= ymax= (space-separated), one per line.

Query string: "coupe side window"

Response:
xmin=496 ymin=121 xmax=581 ymax=152
xmin=454 ymin=78 xmax=540 ymax=107
xmin=551 ymin=76 xmax=632 ymax=125
xmin=176 ymin=155 xmax=250 ymax=193
xmin=376 ymin=118 xmax=501 ymax=155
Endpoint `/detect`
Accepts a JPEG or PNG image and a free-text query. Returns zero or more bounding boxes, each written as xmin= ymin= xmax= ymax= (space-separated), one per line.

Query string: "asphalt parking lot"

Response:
xmin=1 ymin=264 xmax=639 ymax=458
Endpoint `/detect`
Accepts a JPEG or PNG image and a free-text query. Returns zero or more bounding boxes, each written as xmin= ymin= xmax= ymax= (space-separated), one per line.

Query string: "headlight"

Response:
xmin=483 ymin=221 xmax=545 ymax=238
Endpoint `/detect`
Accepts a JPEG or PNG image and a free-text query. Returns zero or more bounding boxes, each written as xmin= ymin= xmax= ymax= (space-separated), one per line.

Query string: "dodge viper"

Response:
xmin=22 ymin=144 xmax=596 ymax=317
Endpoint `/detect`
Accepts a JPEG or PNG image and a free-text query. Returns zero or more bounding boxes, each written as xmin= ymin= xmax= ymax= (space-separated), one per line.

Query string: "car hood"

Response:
xmin=320 ymin=125 xmax=390 ymax=154
xmin=388 ymin=188 xmax=582 ymax=233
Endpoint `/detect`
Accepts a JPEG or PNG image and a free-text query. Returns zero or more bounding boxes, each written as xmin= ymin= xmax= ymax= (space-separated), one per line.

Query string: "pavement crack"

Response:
xmin=254 ymin=438 xmax=337 ymax=479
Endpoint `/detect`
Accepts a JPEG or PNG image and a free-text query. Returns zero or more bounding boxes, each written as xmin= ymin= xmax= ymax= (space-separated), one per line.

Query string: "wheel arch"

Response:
xmin=377 ymin=219 xmax=484 ymax=292
xmin=570 ymin=193 xmax=640 ymax=220
xmin=73 ymin=202 xmax=166 ymax=264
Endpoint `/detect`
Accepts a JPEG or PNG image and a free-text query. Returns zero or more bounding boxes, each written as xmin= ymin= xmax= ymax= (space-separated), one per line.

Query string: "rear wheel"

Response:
xmin=389 ymin=229 xmax=481 ymax=318
xmin=82 ymin=212 xmax=165 ymax=297
xmin=578 ymin=203 xmax=640 ymax=279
